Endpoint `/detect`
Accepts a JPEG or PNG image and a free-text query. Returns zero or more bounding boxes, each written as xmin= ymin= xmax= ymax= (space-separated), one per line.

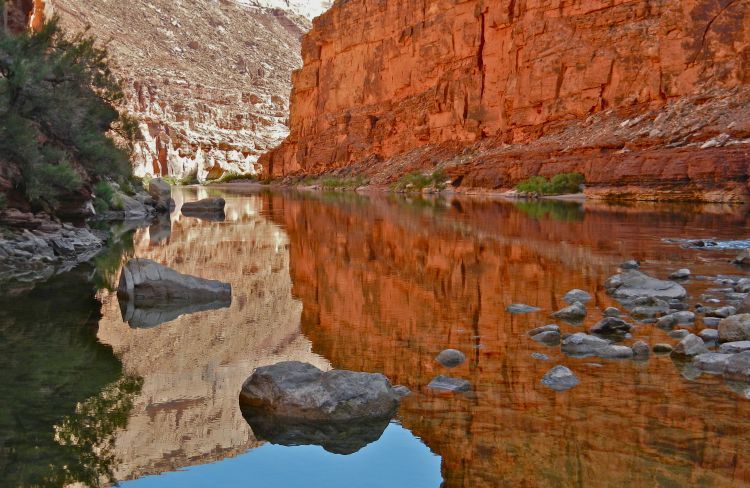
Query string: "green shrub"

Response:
xmin=515 ymin=172 xmax=584 ymax=196
xmin=93 ymin=181 xmax=122 ymax=212
xmin=211 ymin=171 xmax=256 ymax=184
xmin=391 ymin=170 xmax=448 ymax=192
xmin=0 ymin=13 xmax=138 ymax=212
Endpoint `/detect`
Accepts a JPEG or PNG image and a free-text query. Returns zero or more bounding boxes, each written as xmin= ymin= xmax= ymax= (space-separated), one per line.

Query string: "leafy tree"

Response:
xmin=0 ymin=3 xmax=138 ymax=212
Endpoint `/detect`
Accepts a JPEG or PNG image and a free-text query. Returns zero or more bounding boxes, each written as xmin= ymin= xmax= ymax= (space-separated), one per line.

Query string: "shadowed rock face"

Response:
xmin=264 ymin=192 xmax=750 ymax=487
xmin=263 ymin=0 xmax=750 ymax=201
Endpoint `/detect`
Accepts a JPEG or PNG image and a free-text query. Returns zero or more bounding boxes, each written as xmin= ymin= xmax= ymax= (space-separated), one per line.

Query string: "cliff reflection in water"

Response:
xmin=265 ymin=192 xmax=750 ymax=487
xmin=96 ymin=187 xmax=329 ymax=482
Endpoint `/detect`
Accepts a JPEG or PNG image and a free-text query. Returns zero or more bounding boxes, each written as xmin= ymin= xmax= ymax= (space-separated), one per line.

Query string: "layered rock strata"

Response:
xmin=263 ymin=0 xmax=750 ymax=201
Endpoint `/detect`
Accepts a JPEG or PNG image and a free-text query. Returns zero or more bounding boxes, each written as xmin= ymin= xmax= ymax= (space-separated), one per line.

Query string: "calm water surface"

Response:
xmin=2 ymin=187 xmax=750 ymax=487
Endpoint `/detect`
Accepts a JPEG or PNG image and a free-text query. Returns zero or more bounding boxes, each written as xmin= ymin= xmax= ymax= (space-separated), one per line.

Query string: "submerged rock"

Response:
xmin=563 ymin=289 xmax=592 ymax=304
xmin=718 ymin=314 xmax=750 ymax=342
xmin=541 ymin=365 xmax=580 ymax=392
xmin=671 ymin=334 xmax=710 ymax=358
xmin=436 ymin=349 xmax=466 ymax=368
xmin=239 ymin=361 xmax=401 ymax=421
xmin=552 ymin=301 xmax=587 ymax=322
xmin=605 ymin=270 xmax=687 ymax=300
xmin=427 ymin=376 xmax=471 ymax=393
xmin=506 ymin=303 xmax=541 ymax=314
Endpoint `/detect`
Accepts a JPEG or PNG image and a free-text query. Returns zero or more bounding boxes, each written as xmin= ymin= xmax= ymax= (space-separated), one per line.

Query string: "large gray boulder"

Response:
xmin=148 ymin=178 xmax=171 ymax=203
xmin=605 ymin=270 xmax=687 ymax=300
xmin=561 ymin=333 xmax=609 ymax=357
xmin=239 ymin=361 xmax=400 ymax=421
xmin=718 ymin=314 xmax=750 ymax=342
xmin=118 ymin=258 xmax=231 ymax=309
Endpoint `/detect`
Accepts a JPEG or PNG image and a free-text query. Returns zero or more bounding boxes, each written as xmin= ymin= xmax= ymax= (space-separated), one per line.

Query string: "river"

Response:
xmin=2 ymin=186 xmax=750 ymax=487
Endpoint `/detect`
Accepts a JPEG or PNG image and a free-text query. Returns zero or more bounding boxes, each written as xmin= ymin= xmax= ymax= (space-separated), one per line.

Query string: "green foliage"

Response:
xmin=0 ymin=13 xmax=138 ymax=211
xmin=515 ymin=172 xmax=584 ymax=196
xmin=93 ymin=181 xmax=122 ymax=212
xmin=391 ymin=170 xmax=448 ymax=192
xmin=299 ymin=175 xmax=367 ymax=190
xmin=211 ymin=171 xmax=256 ymax=184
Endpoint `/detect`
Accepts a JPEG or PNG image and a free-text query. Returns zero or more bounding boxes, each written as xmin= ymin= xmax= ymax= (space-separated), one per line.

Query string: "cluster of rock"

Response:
xmin=239 ymin=361 xmax=406 ymax=453
xmin=523 ymin=259 xmax=750 ymax=396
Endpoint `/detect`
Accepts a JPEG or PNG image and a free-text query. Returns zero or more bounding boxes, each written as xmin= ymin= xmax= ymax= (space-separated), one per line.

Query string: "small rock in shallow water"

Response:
xmin=703 ymin=317 xmax=721 ymax=328
xmin=653 ymin=343 xmax=674 ymax=354
xmin=436 ymin=349 xmax=466 ymax=368
xmin=658 ymin=311 xmax=696 ymax=329
xmin=720 ymin=341 xmax=750 ymax=354
xmin=506 ymin=304 xmax=541 ymax=314
xmin=590 ymin=317 xmax=633 ymax=335
xmin=699 ymin=329 xmax=719 ymax=343
xmin=692 ymin=353 xmax=731 ymax=374
xmin=563 ymin=289 xmax=592 ymax=304
xmin=551 ymin=301 xmax=587 ymax=322
xmin=392 ymin=385 xmax=411 ymax=397
xmin=528 ymin=324 xmax=560 ymax=336
xmin=561 ymin=333 xmax=610 ymax=357
xmin=620 ymin=260 xmax=640 ymax=270
xmin=706 ymin=306 xmax=737 ymax=318
xmin=596 ymin=345 xmax=634 ymax=359
xmin=739 ymin=295 xmax=750 ymax=314
xmin=532 ymin=331 xmax=561 ymax=346
xmin=735 ymin=278 xmax=750 ymax=293
xmin=531 ymin=352 xmax=550 ymax=361
xmin=428 ymin=376 xmax=471 ymax=393
xmin=723 ymin=351 xmax=750 ymax=382
xmin=718 ymin=314 xmax=750 ymax=342
xmin=605 ymin=270 xmax=687 ymax=300
xmin=732 ymin=249 xmax=750 ymax=267
xmin=669 ymin=329 xmax=690 ymax=339
xmin=671 ymin=334 xmax=710 ymax=357
xmin=632 ymin=341 xmax=650 ymax=360
xmin=540 ymin=365 xmax=580 ymax=392
xmin=669 ymin=268 xmax=691 ymax=280
xmin=603 ymin=307 xmax=621 ymax=317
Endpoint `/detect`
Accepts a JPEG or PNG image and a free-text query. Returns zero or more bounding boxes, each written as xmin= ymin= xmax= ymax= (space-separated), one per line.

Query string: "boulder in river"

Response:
xmin=632 ymin=341 xmax=650 ymax=360
xmin=630 ymin=297 xmax=670 ymax=319
xmin=436 ymin=349 xmax=466 ymax=368
xmin=239 ymin=361 xmax=401 ymax=421
xmin=734 ymin=278 xmax=750 ymax=293
xmin=718 ymin=314 xmax=750 ymax=342
xmin=699 ymin=329 xmax=719 ymax=343
xmin=720 ymin=341 xmax=750 ymax=354
xmin=596 ymin=345 xmax=634 ymax=359
xmin=181 ymin=198 xmax=227 ymax=221
xmin=732 ymin=249 xmax=750 ymax=267
xmin=705 ymin=306 xmax=737 ymax=319
xmin=506 ymin=303 xmax=541 ymax=314
xmin=692 ymin=353 xmax=731 ymax=374
xmin=620 ymin=259 xmax=640 ymax=270
xmin=532 ymin=330 xmax=561 ymax=346
xmin=540 ymin=365 xmax=580 ymax=392
xmin=427 ymin=375 xmax=471 ymax=393
xmin=669 ymin=268 xmax=691 ymax=280
xmin=723 ymin=351 xmax=750 ymax=382
xmin=528 ymin=324 xmax=560 ymax=336
xmin=603 ymin=307 xmax=621 ymax=317
xmin=563 ymin=289 xmax=592 ymax=304
xmin=657 ymin=311 xmax=696 ymax=329
xmin=589 ymin=317 xmax=633 ymax=335
xmin=671 ymin=334 xmax=710 ymax=358
xmin=561 ymin=333 xmax=610 ymax=357
xmin=551 ymin=301 xmax=586 ymax=322
xmin=148 ymin=178 xmax=171 ymax=203
xmin=738 ymin=295 xmax=750 ymax=314
xmin=604 ymin=270 xmax=687 ymax=300
xmin=653 ymin=343 xmax=674 ymax=354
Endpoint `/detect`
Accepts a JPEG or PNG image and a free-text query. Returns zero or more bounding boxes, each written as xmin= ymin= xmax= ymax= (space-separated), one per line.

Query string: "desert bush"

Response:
xmin=516 ymin=173 xmax=584 ymax=195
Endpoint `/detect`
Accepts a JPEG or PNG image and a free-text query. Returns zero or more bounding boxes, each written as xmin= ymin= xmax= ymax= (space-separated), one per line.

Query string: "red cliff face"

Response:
xmin=263 ymin=0 xmax=750 ymax=202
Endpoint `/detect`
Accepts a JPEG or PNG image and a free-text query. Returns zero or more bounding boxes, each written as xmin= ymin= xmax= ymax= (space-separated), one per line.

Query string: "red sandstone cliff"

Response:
xmin=263 ymin=0 xmax=750 ymax=202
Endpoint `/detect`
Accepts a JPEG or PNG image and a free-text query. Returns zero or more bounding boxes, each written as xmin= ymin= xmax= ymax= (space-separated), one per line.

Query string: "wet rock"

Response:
xmin=629 ymin=297 xmax=670 ymax=319
xmin=239 ymin=361 xmax=401 ymax=421
xmin=735 ymin=278 xmax=750 ymax=293
xmin=706 ymin=306 xmax=737 ymax=319
xmin=532 ymin=331 xmax=561 ymax=346
xmin=603 ymin=307 xmax=621 ymax=317
xmin=699 ymin=329 xmax=719 ymax=343
xmin=427 ymin=376 xmax=471 ymax=393
xmin=563 ymin=289 xmax=592 ymax=304
xmin=596 ymin=345 xmax=634 ymax=359
xmin=561 ymin=333 xmax=609 ymax=357
xmin=589 ymin=317 xmax=633 ymax=335
xmin=392 ymin=385 xmax=411 ymax=397
xmin=632 ymin=341 xmax=650 ymax=360
xmin=738 ymin=295 xmax=750 ymax=314
xmin=693 ymin=353 xmax=731 ymax=374
xmin=148 ymin=178 xmax=171 ymax=203
xmin=540 ymin=365 xmax=580 ymax=392
xmin=605 ymin=270 xmax=687 ymax=300
xmin=669 ymin=268 xmax=691 ymax=280
xmin=732 ymin=249 xmax=750 ymax=267
xmin=718 ymin=314 xmax=750 ymax=342
xmin=669 ymin=329 xmax=690 ymax=339
xmin=528 ymin=324 xmax=560 ymax=336
xmin=657 ymin=311 xmax=696 ymax=329
xmin=720 ymin=341 xmax=750 ymax=354
xmin=551 ymin=301 xmax=587 ymax=322
xmin=118 ymin=258 xmax=231 ymax=304
xmin=723 ymin=352 xmax=750 ymax=382
xmin=703 ymin=317 xmax=721 ymax=328
xmin=436 ymin=349 xmax=466 ymax=368
xmin=653 ymin=343 xmax=674 ymax=354
xmin=620 ymin=259 xmax=640 ymax=270
xmin=531 ymin=352 xmax=550 ymax=361
xmin=506 ymin=303 xmax=541 ymax=314
xmin=669 ymin=301 xmax=689 ymax=311
xmin=671 ymin=334 xmax=710 ymax=357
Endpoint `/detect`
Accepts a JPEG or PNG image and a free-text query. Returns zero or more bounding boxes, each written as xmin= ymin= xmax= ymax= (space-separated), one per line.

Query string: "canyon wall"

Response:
xmin=38 ymin=0 xmax=329 ymax=182
xmin=263 ymin=0 xmax=750 ymax=201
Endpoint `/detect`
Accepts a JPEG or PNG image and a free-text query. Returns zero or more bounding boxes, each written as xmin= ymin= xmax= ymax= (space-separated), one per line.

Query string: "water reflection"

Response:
xmin=264 ymin=191 xmax=750 ymax=487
